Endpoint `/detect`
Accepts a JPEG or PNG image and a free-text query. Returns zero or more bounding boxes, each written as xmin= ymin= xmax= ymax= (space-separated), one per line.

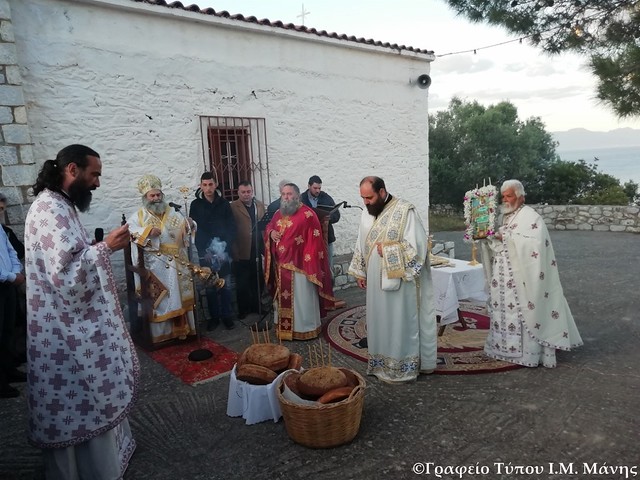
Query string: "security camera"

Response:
xmin=417 ymin=74 xmax=431 ymax=89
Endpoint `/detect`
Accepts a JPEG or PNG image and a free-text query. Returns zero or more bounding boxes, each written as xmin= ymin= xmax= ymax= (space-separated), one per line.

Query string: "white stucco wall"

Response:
xmin=10 ymin=0 xmax=433 ymax=276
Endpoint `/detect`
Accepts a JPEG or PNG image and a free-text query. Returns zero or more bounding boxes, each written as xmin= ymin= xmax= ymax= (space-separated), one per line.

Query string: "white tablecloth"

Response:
xmin=431 ymin=258 xmax=488 ymax=325
xmin=227 ymin=365 xmax=295 ymax=425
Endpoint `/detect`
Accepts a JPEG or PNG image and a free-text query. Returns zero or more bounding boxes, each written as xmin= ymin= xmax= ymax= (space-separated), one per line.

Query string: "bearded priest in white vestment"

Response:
xmin=348 ymin=176 xmax=437 ymax=383
xmin=480 ymin=179 xmax=583 ymax=367
xmin=25 ymin=145 xmax=139 ymax=479
xmin=129 ymin=174 xmax=196 ymax=345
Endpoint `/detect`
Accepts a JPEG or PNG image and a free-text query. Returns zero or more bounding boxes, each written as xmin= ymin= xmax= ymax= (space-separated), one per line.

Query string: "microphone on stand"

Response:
xmin=95 ymin=228 xmax=104 ymax=242
xmin=169 ymin=202 xmax=182 ymax=211
xmin=340 ymin=201 xmax=363 ymax=210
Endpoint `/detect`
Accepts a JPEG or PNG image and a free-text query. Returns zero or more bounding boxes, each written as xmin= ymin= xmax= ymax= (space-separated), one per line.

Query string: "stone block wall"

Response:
xmin=530 ymin=205 xmax=640 ymax=233
xmin=430 ymin=204 xmax=458 ymax=216
xmin=333 ymin=203 xmax=640 ymax=291
xmin=333 ymin=254 xmax=358 ymax=291
xmin=332 ymin=239 xmax=455 ymax=291
xmin=0 ymin=0 xmax=34 ymax=238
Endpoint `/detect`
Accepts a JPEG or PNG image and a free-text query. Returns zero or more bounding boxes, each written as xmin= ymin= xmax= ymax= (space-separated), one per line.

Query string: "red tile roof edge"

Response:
xmin=133 ymin=0 xmax=435 ymax=55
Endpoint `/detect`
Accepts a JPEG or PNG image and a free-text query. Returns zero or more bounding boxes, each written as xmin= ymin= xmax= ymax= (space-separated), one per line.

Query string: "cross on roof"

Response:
xmin=297 ymin=3 xmax=310 ymax=26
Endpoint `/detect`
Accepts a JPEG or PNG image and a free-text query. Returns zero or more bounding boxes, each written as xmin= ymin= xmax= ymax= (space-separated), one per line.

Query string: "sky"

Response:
xmin=192 ymin=0 xmax=640 ymax=133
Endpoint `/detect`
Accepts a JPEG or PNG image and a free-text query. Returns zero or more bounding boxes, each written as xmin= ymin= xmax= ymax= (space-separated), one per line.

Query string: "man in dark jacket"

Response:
xmin=188 ymin=172 xmax=237 ymax=330
xmin=300 ymin=175 xmax=340 ymax=276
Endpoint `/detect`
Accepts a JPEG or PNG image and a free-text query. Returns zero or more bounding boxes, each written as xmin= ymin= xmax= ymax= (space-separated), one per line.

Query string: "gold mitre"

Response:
xmin=137 ymin=174 xmax=162 ymax=196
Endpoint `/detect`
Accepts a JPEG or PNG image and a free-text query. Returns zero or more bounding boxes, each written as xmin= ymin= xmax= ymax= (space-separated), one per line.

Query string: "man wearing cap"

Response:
xmin=129 ymin=174 xmax=196 ymax=345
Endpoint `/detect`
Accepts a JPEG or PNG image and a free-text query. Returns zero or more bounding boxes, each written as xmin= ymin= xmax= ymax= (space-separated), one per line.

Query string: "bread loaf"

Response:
xmin=338 ymin=368 xmax=360 ymax=388
xmin=317 ymin=386 xmax=354 ymax=404
xmin=287 ymin=353 xmax=303 ymax=371
xmin=283 ymin=372 xmax=303 ymax=397
xmin=245 ymin=343 xmax=291 ymax=372
xmin=236 ymin=363 xmax=277 ymax=385
xmin=297 ymin=366 xmax=347 ymax=398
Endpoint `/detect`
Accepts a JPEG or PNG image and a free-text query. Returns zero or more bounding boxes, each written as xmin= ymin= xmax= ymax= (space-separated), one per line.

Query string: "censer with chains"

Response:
xmin=131 ymin=232 xmax=225 ymax=289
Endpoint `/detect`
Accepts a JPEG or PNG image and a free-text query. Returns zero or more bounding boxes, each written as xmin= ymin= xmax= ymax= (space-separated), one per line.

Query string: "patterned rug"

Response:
xmin=147 ymin=336 xmax=239 ymax=385
xmin=323 ymin=302 xmax=522 ymax=375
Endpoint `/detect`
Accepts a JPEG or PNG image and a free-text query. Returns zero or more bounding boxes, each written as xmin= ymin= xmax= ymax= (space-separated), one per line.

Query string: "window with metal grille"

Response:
xmin=199 ymin=116 xmax=271 ymax=203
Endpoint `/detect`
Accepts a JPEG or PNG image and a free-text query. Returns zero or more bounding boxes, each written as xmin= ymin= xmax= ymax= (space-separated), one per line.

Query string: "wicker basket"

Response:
xmin=276 ymin=369 xmax=366 ymax=448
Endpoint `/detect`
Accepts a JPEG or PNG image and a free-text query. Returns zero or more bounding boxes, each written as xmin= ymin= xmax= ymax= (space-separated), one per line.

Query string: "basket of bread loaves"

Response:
xmin=276 ymin=362 xmax=366 ymax=448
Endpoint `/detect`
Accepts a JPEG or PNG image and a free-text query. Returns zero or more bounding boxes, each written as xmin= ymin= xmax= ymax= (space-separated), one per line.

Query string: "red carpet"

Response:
xmin=147 ymin=336 xmax=239 ymax=385
xmin=323 ymin=302 xmax=522 ymax=375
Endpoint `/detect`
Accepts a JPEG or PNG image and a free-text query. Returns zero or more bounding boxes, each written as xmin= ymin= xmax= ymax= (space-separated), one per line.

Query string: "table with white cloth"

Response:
xmin=227 ymin=365 xmax=294 ymax=425
xmin=431 ymin=257 xmax=488 ymax=329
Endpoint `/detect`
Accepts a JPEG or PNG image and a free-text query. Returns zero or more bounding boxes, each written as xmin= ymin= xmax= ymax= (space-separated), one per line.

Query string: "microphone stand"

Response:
xmin=318 ymin=201 xmax=358 ymax=309
xmin=175 ymin=190 xmax=214 ymax=362
xmin=339 ymin=200 xmax=363 ymax=210
xmin=251 ymin=201 xmax=272 ymax=332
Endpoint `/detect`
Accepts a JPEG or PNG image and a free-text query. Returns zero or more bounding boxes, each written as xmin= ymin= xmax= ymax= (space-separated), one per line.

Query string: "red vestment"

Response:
xmin=264 ymin=204 xmax=336 ymax=340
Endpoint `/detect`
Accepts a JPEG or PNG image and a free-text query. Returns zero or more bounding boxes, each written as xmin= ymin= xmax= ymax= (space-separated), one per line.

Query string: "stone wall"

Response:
xmin=332 ymin=238 xmax=455 ymax=291
xmin=333 ymin=255 xmax=358 ymax=291
xmin=333 ymin=203 xmax=640 ymax=291
xmin=530 ymin=204 xmax=640 ymax=233
xmin=429 ymin=204 xmax=458 ymax=216
xmin=0 ymin=0 xmax=35 ymax=238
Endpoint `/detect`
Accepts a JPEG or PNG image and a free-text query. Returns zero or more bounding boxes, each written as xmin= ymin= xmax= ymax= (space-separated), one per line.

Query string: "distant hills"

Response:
xmin=552 ymin=127 xmax=640 ymax=151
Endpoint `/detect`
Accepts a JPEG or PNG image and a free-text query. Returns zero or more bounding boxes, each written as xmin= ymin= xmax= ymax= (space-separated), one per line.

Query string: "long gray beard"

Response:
xmin=144 ymin=198 xmax=167 ymax=215
xmin=501 ymin=203 xmax=516 ymax=215
xmin=280 ymin=199 xmax=300 ymax=216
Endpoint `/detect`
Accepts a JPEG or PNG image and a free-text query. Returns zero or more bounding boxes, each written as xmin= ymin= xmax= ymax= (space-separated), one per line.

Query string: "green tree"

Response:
xmin=430 ymin=98 xmax=633 ymax=206
xmin=429 ymin=97 xmax=558 ymax=207
xmin=537 ymin=160 xmax=592 ymax=204
xmin=527 ymin=158 xmax=632 ymax=205
xmin=623 ymin=181 xmax=639 ymax=205
xmin=443 ymin=0 xmax=640 ymax=117
xmin=579 ymin=186 xmax=630 ymax=205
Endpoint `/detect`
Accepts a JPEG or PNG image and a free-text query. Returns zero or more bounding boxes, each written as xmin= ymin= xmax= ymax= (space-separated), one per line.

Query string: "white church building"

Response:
xmin=0 ymin=0 xmax=434 ymax=284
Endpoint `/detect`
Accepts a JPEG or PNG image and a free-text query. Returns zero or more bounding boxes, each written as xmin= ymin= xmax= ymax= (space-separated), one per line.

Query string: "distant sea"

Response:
xmin=556 ymin=145 xmax=640 ymax=185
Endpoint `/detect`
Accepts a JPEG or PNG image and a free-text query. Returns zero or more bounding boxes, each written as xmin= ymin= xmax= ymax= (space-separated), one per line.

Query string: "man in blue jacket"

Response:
xmin=0 ymin=225 xmax=24 ymax=398
xmin=189 ymin=172 xmax=237 ymax=330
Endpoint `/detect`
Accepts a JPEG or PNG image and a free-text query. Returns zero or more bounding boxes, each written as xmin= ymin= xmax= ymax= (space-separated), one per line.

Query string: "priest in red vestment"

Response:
xmin=264 ymin=183 xmax=336 ymax=340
